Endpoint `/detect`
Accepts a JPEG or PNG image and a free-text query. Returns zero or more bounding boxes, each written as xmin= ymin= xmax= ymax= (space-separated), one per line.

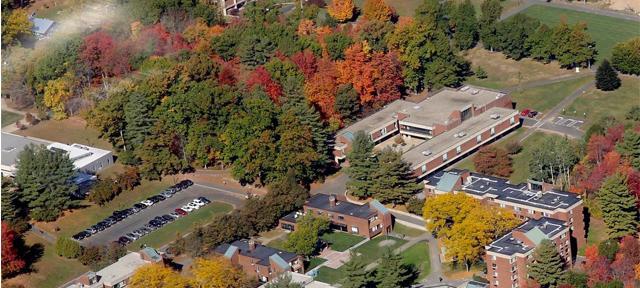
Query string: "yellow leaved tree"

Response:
xmin=362 ymin=0 xmax=393 ymax=22
xmin=129 ymin=264 xmax=189 ymax=288
xmin=190 ymin=257 xmax=255 ymax=288
xmin=328 ymin=0 xmax=355 ymax=23
xmin=43 ymin=73 xmax=74 ymax=120
xmin=2 ymin=9 xmax=32 ymax=46
xmin=422 ymin=193 xmax=480 ymax=237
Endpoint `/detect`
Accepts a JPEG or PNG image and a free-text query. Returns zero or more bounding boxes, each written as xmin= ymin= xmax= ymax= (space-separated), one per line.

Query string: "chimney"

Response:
xmin=248 ymin=239 xmax=256 ymax=251
xmin=329 ymin=195 xmax=337 ymax=207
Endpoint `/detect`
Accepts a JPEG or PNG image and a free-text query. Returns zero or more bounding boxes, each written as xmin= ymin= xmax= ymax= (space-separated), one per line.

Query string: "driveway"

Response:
xmin=80 ymin=182 xmax=246 ymax=246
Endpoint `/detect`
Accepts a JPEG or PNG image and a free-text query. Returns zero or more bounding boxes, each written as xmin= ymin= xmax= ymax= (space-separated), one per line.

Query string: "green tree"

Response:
xmin=275 ymin=111 xmax=321 ymax=182
xmin=626 ymin=106 xmax=640 ymax=121
xmin=1 ymin=179 xmax=27 ymax=226
xmin=495 ymin=14 xmax=540 ymax=60
xmin=238 ymin=30 xmax=276 ymax=67
xmin=371 ymin=148 xmax=422 ymax=205
xmin=595 ymin=59 xmax=621 ymax=91
xmin=593 ymin=281 xmax=624 ymax=288
xmin=123 ymin=91 xmax=154 ymax=152
xmin=342 ymin=253 xmax=374 ymax=288
xmin=479 ymin=0 xmax=502 ymax=51
xmin=334 ymin=83 xmax=360 ymax=121
xmin=616 ymin=130 xmax=640 ymax=169
xmin=475 ymin=66 xmax=487 ymax=79
xmin=597 ymin=239 xmax=619 ymax=261
xmin=597 ymin=173 xmax=639 ymax=238
xmin=283 ymin=213 xmax=330 ymax=256
xmin=552 ymin=22 xmax=596 ymax=68
xmin=56 ymin=237 xmax=82 ymax=259
xmin=452 ymin=0 xmax=478 ymax=50
xmin=15 ymin=145 xmax=77 ymax=222
xmin=375 ymin=248 xmax=411 ymax=288
xmin=211 ymin=30 xmax=240 ymax=61
xmin=345 ymin=131 xmax=378 ymax=198
xmin=1 ymin=9 xmax=32 ymax=46
xmin=358 ymin=20 xmax=394 ymax=52
xmin=526 ymin=24 xmax=554 ymax=63
xmin=563 ymin=270 xmax=588 ymax=288
xmin=88 ymin=178 xmax=121 ymax=206
xmin=527 ymin=239 xmax=566 ymax=288
xmin=265 ymin=273 xmax=303 ymax=288
xmin=325 ymin=32 xmax=353 ymax=61
xmin=611 ymin=37 xmax=640 ymax=75
xmin=529 ymin=136 xmax=579 ymax=185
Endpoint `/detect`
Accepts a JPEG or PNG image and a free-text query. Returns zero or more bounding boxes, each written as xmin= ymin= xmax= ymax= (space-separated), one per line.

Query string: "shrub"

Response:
xmin=115 ymin=166 xmax=141 ymax=191
xmin=79 ymin=246 xmax=103 ymax=269
xmin=56 ymin=237 xmax=82 ymax=258
xmin=406 ymin=197 xmax=425 ymax=216
xmin=473 ymin=146 xmax=512 ymax=177
xmin=88 ymin=178 xmax=121 ymax=206
xmin=475 ymin=66 xmax=487 ymax=79
xmin=24 ymin=113 xmax=39 ymax=125
xmin=626 ymin=105 xmax=640 ymax=121
xmin=505 ymin=141 xmax=523 ymax=155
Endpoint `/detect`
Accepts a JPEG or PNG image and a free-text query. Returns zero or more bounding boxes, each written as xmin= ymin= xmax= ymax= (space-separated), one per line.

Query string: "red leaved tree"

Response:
xmin=80 ymin=31 xmax=115 ymax=78
xmin=611 ymin=236 xmax=640 ymax=287
xmin=472 ymin=146 xmax=513 ymax=177
xmin=304 ymin=58 xmax=338 ymax=119
xmin=247 ymin=66 xmax=283 ymax=104
xmin=291 ymin=49 xmax=318 ymax=79
xmin=584 ymin=245 xmax=613 ymax=287
xmin=1 ymin=222 xmax=26 ymax=277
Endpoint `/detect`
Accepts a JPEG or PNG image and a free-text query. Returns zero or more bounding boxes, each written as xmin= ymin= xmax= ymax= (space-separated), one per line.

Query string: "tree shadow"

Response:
xmin=23 ymin=242 xmax=45 ymax=273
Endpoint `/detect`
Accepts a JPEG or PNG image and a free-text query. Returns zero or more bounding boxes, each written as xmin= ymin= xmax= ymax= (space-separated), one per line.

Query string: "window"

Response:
xmin=490 ymin=127 xmax=496 ymax=135
xmin=500 ymin=203 xmax=506 ymax=208
xmin=351 ymin=226 xmax=359 ymax=234
xmin=338 ymin=216 xmax=344 ymax=220
xmin=510 ymin=117 xmax=515 ymax=125
xmin=561 ymin=234 xmax=566 ymax=239
xmin=442 ymin=153 xmax=448 ymax=161
xmin=543 ymin=212 xmax=549 ymax=217
xmin=421 ymin=164 xmax=427 ymax=173
xmin=509 ymin=257 xmax=516 ymax=264
xmin=514 ymin=207 xmax=521 ymax=212
xmin=476 ymin=135 xmax=482 ymax=143
xmin=528 ymin=209 xmax=534 ymax=214
xmin=380 ymin=127 xmax=387 ymax=135
xmin=456 ymin=146 xmax=462 ymax=154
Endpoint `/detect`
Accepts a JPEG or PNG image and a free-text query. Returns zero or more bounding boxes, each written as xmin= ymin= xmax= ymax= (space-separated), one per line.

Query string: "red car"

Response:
xmin=520 ymin=109 xmax=531 ymax=117
xmin=174 ymin=208 xmax=188 ymax=216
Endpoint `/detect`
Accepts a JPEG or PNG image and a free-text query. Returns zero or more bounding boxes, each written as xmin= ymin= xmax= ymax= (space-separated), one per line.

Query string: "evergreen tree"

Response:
xmin=527 ymin=239 xmax=566 ymax=288
xmin=345 ymin=131 xmax=378 ymax=198
xmin=526 ymin=24 xmax=554 ymax=63
xmin=334 ymin=83 xmax=360 ymax=121
xmin=15 ymin=145 xmax=77 ymax=222
xmin=371 ymin=148 xmax=422 ymax=205
xmin=375 ymin=248 xmax=411 ymax=288
xmin=453 ymin=0 xmax=478 ymax=50
xmin=495 ymin=14 xmax=539 ymax=60
xmin=325 ymin=32 xmax=353 ymax=61
xmin=595 ymin=59 xmax=621 ymax=91
xmin=275 ymin=111 xmax=321 ymax=183
xmin=616 ymin=130 xmax=640 ymax=169
xmin=238 ymin=30 xmax=276 ymax=67
xmin=265 ymin=273 xmax=303 ymax=288
xmin=342 ymin=254 xmax=373 ymax=288
xmin=1 ymin=179 xmax=27 ymax=225
xmin=597 ymin=173 xmax=639 ymax=238
xmin=123 ymin=91 xmax=154 ymax=152
xmin=479 ymin=0 xmax=502 ymax=51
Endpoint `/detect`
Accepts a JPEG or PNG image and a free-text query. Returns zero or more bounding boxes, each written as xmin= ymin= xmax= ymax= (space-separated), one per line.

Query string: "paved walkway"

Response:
xmin=30 ymin=226 xmax=57 ymax=244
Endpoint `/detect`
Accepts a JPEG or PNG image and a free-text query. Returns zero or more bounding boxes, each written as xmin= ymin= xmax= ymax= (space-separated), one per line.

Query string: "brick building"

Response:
xmin=215 ymin=239 xmax=304 ymax=282
xmin=334 ymin=85 xmax=519 ymax=178
xmin=484 ymin=217 xmax=572 ymax=288
xmin=279 ymin=194 xmax=393 ymax=239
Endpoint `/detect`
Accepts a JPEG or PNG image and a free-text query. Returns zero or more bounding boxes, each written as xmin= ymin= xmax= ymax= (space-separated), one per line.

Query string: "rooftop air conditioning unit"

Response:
xmin=490 ymin=113 xmax=500 ymax=119
xmin=421 ymin=150 xmax=432 ymax=156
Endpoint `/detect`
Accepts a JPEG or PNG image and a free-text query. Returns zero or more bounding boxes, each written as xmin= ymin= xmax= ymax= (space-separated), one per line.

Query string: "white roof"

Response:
xmin=46 ymin=142 xmax=111 ymax=170
xmin=97 ymin=252 xmax=148 ymax=286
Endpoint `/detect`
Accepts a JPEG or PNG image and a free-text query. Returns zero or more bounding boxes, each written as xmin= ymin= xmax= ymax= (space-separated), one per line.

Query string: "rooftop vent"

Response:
xmin=421 ymin=150 xmax=432 ymax=156
xmin=490 ymin=113 xmax=500 ymax=119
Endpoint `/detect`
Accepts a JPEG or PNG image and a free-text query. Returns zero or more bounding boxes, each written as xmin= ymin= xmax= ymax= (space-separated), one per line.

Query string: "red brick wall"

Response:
xmin=370 ymin=122 xmax=399 ymax=142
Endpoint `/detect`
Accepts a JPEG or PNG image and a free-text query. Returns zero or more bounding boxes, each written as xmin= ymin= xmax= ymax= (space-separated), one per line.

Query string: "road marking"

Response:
xmin=193 ymin=183 xmax=247 ymax=199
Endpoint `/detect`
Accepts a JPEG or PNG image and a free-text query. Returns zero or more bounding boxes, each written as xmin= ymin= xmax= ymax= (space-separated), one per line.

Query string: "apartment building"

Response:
xmin=279 ymin=194 xmax=393 ymax=239
xmin=333 ymin=86 xmax=519 ymax=178
xmin=215 ymin=239 xmax=304 ymax=282
xmin=484 ymin=217 xmax=572 ymax=288
xmin=63 ymin=248 xmax=163 ymax=288
xmin=424 ymin=169 xmax=586 ymax=249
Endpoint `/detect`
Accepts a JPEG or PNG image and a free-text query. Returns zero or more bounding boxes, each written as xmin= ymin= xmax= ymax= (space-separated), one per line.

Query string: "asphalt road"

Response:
xmin=80 ymin=183 xmax=246 ymax=246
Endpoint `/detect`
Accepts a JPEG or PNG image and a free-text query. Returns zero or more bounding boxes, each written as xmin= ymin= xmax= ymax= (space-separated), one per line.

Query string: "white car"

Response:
xmin=192 ymin=199 xmax=206 ymax=206
xmin=140 ymin=200 xmax=154 ymax=207
xmin=187 ymin=202 xmax=201 ymax=210
xmin=181 ymin=205 xmax=194 ymax=212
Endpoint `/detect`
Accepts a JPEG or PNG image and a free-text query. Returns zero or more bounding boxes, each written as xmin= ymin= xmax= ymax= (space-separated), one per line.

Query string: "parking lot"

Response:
xmin=80 ymin=183 xmax=246 ymax=246
xmin=552 ymin=116 xmax=584 ymax=129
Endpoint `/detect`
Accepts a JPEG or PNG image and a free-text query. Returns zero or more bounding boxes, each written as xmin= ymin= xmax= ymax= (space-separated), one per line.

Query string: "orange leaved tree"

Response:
xmin=328 ymin=0 xmax=355 ymax=22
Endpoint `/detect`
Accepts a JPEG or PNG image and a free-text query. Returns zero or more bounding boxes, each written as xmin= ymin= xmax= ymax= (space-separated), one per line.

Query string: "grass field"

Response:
xmin=563 ymin=76 xmax=639 ymax=126
xmin=400 ymin=242 xmax=431 ymax=280
xmin=464 ymin=47 xmax=576 ymax=89
xmin=579 ymin=216 xmax=607 ymax=255
xmin=520 ymin=5 xmax=640 ymax=61
xmin=351 ymin=0 xmax=521 ymax=17
xmin=15 ymin=117 xmax=112 ymax=150
xmin=392 ymin=223 xmax=426 ymax=238
xmin=37 ymin=178 xmax=175 ymax=238
xmin=510 ymin=76 xmax=593 ymax=113
xmin=127 ymin=202 xmax=233 ymax=249
xmin=320 ymin=231 xmax=365 ymax=252
xmin=1 ymin=233 xmax=88 ymax=288
xmin=307 ymin=257 xmax=327 ymax=270
xmin=2 ymin=110 xmax=22 ymax=127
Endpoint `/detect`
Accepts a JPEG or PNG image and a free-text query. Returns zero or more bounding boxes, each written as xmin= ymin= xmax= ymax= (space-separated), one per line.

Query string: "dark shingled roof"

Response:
xmin=426 ymin=169 xmax=582 ymax=211
xmin=487 ymin=217 xmax=567 ymax=256
xmin=305 ymin=194 xmax=377 ymax=219
xmin=214 ymin=239 xmax=298 ymax=267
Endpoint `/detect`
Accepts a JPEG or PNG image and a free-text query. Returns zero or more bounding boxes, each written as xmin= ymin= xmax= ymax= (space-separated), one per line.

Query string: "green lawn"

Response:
xmin=307 ymin=257 xmax=328 ymax=270
xmin=401 ymin=242 xmax=431 ymax=280
xmin=510 ymin=76 xmax=593 ymax=113
xmin=563 ymin=76 xmax=640 ymax=126
xmin=16 ymin=118 xmax=112 ymax=150
xmin=265 ymin=235 xmax=289 ymax=251
xmin=320 ymin=231 xmax=365 ymax=252
xmin=392 ymin=223 xmax=426 ymax=238
xmin=520 ymin=5 xmax=640 ymax=61
xmin=2 ymin=110 xmax=22 ymax=127
xmin=314 ymin=266 xmax=345 ymax=284
xmin=127 ymin=202 xmax=233 ymax=249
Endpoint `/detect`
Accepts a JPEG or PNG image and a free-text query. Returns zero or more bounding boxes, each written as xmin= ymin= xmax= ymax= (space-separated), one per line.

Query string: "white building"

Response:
xmin=1 ymin=132 xmax=113 ymax=177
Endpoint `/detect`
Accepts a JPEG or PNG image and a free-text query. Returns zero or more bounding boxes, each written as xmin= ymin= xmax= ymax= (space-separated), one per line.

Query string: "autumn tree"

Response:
xmin=552 ymin=21 xmax=597 ymax=68
xmin=80 ymin=31 xmax=116 ymax=79
xmin=423 ymin=193 xmax=480 ymax=236
xmin=473 ymin=146 xmax=513 ymax=177
xmin=371 ymin=148 xmax=422 ymax=205
xmin=584 ymin=245 xmax=613 ymax=286
xmin=191 ymin=257 xmax=254 ymax=288
xmin=345 ymin=131 xmax=378 ymax=198
xmin=43 ymin=73 xmax=74 ymax=119
xmin=247 ymin=66 xmax=283 ymax=103
xmin=598 ymin=173 xmax=639 ymax=238
xmin=529 ymin=136 xmax=579 ymax=185
xmin=363 ymin=0 xmax=393 ymax=22
xmin=610 ymin=236 xmax=640 ymax=287
xmin=291 ymin=49 xmax=318 ymax=79
xmin=129 ymin=264 xmax=189 ymax=288
xmin=2 ymin=9 xmax=32 ymax=46
xmin=304 ymin=58 xmax=339 ymax=119
xmin=328 ymin=0 xmax=355 ymax=22
xmin=1 ymin=223 xmax=26 ymax=277
xmin=528 ymin=239 xmax=566 ymax=288
xmin=611 ymin=37 xmax=640 ymax=75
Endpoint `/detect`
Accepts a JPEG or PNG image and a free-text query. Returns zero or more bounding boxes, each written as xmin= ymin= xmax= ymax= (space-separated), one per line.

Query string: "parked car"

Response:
xmin=161 ymin=191 xmax=174 ymax=198
xmin=169 ymin=212 xmax=181 ymax=219
xmin=130 ymin=206 xmax=141 ymax=213
xmin=133 ymin=203 xmax=147 ymax=210
xmin=528 ymin=110 xmax=538 ymax=118
xmin=181 ymin=205 xmax=194 ymax=212
xmin=118 ymin=236 xmax=132 ymax=245
xmin=72 ymin=231 xmax=90 ymax=240
xmin=162 ymin=215 xmax=175 ymax=222
xmin=191 ymin=200 xmax=205 ymax=207
xmin=196 ymin=197 xmax=211 ymax=204
xmin=174 ymin=208 xmax=188 ymax=216
xmin=520 ymin=109 xmax=531 ymax=117
xmin=187 ymin=202 xmax=201 ymax=210
xmin=141 ymin=200 xmax=154 ymax=206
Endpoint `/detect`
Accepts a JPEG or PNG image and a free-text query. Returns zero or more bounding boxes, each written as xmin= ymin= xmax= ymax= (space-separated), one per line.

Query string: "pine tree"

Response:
xmin=345 ymin=131 xmax=378 ymax=198
xmin=596 ymin=59 xmax=621 ymax=91
xmin=124 ymin=91 xmax=154 ymax=151
xmin=15 ymin=145 xmax=77 ymax=222
xmin=342 ymin=253 xmax=373 ymax=288
xmin=1 ymin=179 xmax=27 ymax=225
xmin=334 ymin=84 xmax=360 ymax=122
xmin=527 ymin=239 xmax=566 ymax=288
xmin=479 ymin=0 xmax=502 ymax=51
xmin=371 ymin=148 xmax=422 ymax=205
xmin=453 ymin=0 xmax=478 ymax=50
xmin=616 ymin=130 xmax=640 ymax=169
xmin=597 ymin=173 xmax=639 ymax=238
xmin=375 ymin=248 xmax=411 ymax=288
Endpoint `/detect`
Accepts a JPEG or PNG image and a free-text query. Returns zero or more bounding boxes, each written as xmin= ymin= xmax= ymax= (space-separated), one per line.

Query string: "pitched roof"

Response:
xmin=269 ymin=253 xmax=290 ymax=270
xmin=524 ymin=226 xmax=548 ymax=246
xmin=435 ymin=172 xmax=460 ymax=192
xmin=215 ymin=239 xmax=298 ymax=267
xmin=31 ymin=17 xmax=54 ymax=35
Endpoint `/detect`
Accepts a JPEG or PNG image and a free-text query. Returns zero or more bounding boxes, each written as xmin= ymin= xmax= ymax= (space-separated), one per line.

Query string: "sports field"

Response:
xmin=520 ymin=5 xmax=640 ymax=61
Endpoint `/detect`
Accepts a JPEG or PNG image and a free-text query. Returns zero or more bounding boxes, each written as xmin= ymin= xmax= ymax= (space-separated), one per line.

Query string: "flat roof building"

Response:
xmin=1 ymin=132 xmax=113 ymax=177
xmin=333 ymin=85 xmax=518 ymax=178
xmin=30 ymin=17 xmax=55 ymax=38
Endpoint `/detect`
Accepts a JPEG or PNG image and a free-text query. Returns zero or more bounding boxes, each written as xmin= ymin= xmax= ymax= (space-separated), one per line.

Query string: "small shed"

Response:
xmin=30 ymin=17 xmax=55 ymax=38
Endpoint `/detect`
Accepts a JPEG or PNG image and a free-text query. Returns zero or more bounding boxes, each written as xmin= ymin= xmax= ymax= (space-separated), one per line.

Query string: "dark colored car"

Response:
xmin=528 ymin=110 xmax=538 ymax=118
xmin=118 ymin=236 xmax=132 ymax=245
xmin=133 ymin=203 xmax=147 ymax=210
xmin=175 ymin=208 xmax=188 ymax=216
xmin=162 ymin=215 xmax=175 ymax=222
xmin=197 ymin=197 xmax=211 ymax=204
xmin=72 ymin=231 xmax=89 ymax=240
xmin=153 ymin=216 xmax=168 ymax=224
